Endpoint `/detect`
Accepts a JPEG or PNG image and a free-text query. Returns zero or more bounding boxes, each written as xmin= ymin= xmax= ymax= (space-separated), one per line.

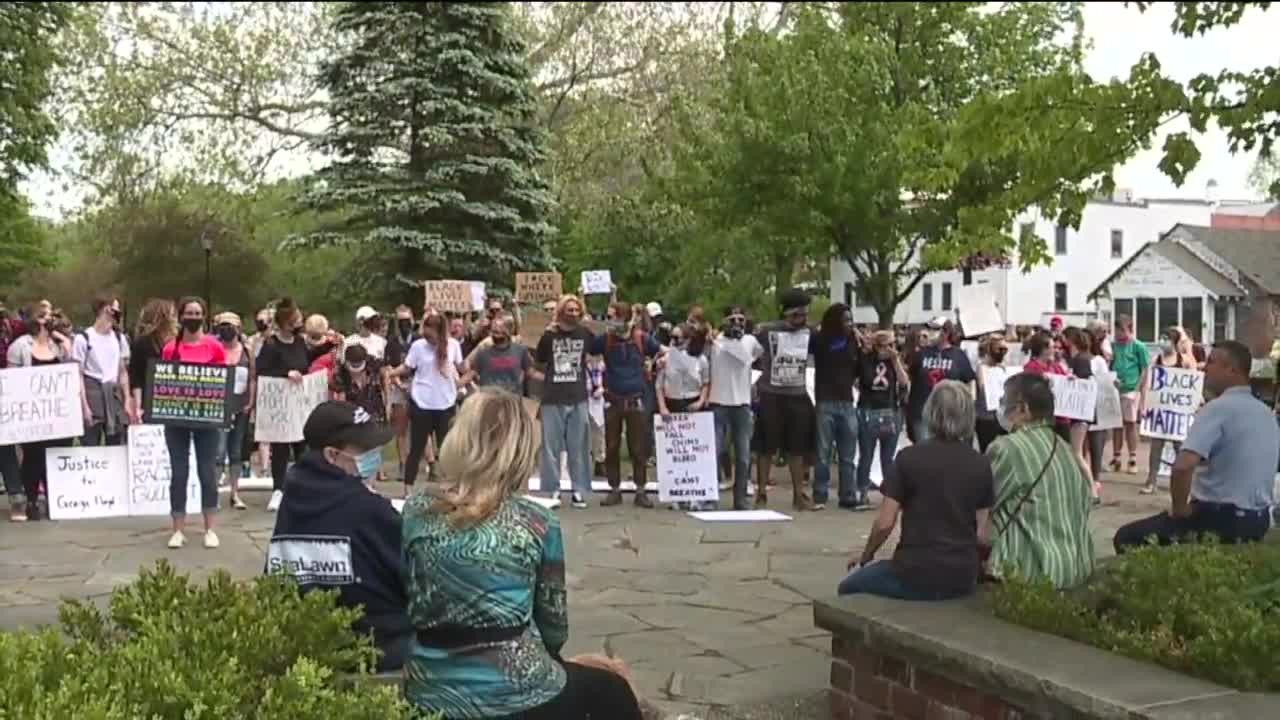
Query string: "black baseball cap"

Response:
xmin=303 ymin=401 xmax=394 ymax=451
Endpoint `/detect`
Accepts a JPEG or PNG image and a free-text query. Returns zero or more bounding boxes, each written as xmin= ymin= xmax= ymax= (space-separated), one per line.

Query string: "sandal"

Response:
xmin=1126 ymin=457 xmax=1139 ymax=474
xmin=231 ymin=494 xmax=247 ymax=510
xmin=1108 ymin=457 xmax=1121 ymax=472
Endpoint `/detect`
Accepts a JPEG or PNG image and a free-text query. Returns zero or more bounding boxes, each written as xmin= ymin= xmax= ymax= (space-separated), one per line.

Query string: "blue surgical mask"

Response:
xmin=347 ymin=448 xmax=382 ymax=479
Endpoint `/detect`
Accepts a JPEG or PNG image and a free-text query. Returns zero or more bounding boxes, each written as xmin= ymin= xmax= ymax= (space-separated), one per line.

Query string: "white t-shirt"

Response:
xmin=72 ymin=326 xmax=130 ymax=384
xmin=708 ymin=335 xmax=763 ymax=407
xmin=405 ymin=337 xmax=463 ymax=410
xmin=344 ymin=332 xmax=387 ymax=361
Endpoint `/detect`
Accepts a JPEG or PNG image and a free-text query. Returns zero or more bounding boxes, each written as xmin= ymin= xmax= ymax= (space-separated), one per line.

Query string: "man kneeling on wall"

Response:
xmin=267 ymin=400 xmax=411 ymax=671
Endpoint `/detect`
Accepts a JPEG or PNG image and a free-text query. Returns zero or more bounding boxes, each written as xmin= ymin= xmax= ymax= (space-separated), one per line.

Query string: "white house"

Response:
xmin=829 ymin=192 xmax=1216 ymax=327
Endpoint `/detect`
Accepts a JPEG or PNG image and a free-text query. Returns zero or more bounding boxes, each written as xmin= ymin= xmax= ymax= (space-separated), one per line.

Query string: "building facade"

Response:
xmin=830 ymin=195 xmax=1215 ymax=327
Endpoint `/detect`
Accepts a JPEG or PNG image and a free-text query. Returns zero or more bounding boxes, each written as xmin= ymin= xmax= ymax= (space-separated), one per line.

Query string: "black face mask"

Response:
xmin=181 ymin=318 xmax=204 ymax=334
xmin=216 ymin=325 xmax=238 ymax=342
xmin=991 ymin=349 xmax=1007 ymax=363
xmin=398 ymin=319 xmax=413 ymax=335
xmin=292 ymin=323 xmax=304 ymax=334
xmin=109 ymin=308 xmax=122 ymax=322
xmin=255 ymin=319 xmax=268 ymax=333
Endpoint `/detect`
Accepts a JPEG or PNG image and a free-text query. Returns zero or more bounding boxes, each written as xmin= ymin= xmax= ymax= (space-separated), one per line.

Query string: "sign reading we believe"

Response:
xmin=143 ymin=360 xmax=235 ymax=429
xmin=0 ymin=364 xmax=84 ymax=445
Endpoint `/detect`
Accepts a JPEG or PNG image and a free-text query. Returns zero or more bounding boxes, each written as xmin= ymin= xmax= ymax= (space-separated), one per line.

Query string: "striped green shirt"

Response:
xmin=987 ymin=422 xmax=1094 ymax=589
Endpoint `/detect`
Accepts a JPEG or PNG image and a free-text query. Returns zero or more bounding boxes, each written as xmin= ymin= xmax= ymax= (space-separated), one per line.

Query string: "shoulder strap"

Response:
xmin=993 ymin=431 xmax=1059 ymax=538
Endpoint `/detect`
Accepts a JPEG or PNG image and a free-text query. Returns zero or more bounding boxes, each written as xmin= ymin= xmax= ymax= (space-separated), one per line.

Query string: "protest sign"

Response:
xmin=127 ymin=424 xmax=203 ymax=516
xmin=654 ymin=412 xmax=718 ymax=503
xmin=143 ymin=360 xmax=235 ymax=429
xmin=423 ymin=280 xmax=473 ymax=314
xmin=254 ymin=371 xmax=330 ymax=443
xmin=520 ymin=309 xmax=551 ymax=350
xmin=1049 ymin=375 xmax=1098 ymax=422
xmin=1155 ymin=441 xmax=1178 ymax=481
xmin=981 ymin=365 xmax=1021 ymax=413
xmin=46 ymin=447 xmax=130 ymax=520
xmin=580 ymin=270 xmax=612 ymax=295
xmin=0 ymin=364 xmax=84 ymax=445
xmin=1092 ymin=371 xmax=1123 ymax=431
xmin=1139 ymin=366 xmax=1203 ymax=441
xmin=956 ymin=284 xmax=1004 ymax=338
xmin=470 ymin=281 xmax=486 ymax=312
xmin=515 ymin=272 xmax=563 ymax=304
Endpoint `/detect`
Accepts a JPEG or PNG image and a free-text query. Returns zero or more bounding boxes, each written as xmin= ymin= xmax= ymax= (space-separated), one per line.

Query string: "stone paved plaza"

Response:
xmin=0 ymin=473 xmax=1170 ymax=719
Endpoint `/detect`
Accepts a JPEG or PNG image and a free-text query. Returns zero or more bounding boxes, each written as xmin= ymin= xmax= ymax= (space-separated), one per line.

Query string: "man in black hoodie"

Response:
xmin=267 ymin=400 xmax=410 ymax=671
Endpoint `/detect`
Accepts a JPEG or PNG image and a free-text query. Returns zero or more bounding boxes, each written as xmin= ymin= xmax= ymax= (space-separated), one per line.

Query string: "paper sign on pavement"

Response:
xmin=654 ymin=412 xmax=718 ymax=504
xmin=46 ymin=447 xmax=130 ymax=520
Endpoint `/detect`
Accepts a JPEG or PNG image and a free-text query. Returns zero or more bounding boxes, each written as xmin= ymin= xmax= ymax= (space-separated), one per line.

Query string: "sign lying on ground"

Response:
xmin=143 ymin=360 xmax=235 ymax=429
xmin=254 ymin=372 xmax=329 ymax=444
xmin=423 ymin=280 xmax=474 ymax=315
xmin=0 ymin=364 xmax=84 ymax=445
xmin=1139 ymin=366 xmax=1203 ymax=441
xmin=654 ymin=412 xmax=718 ymax=503
xmin=515 ymin=273 xmax=563 ymax=304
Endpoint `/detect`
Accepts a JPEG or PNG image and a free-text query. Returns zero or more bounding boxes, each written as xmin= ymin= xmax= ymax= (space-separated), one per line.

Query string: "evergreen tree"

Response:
xmin=295 ymin=2 xmax=555 ymax=305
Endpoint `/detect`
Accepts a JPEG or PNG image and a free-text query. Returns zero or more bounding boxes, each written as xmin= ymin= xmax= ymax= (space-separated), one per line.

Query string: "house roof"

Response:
xmin=1213 ymin=202 xmax=1279 ymax=218
xmin=1088 ymin=223 xmax=1280 ymax=300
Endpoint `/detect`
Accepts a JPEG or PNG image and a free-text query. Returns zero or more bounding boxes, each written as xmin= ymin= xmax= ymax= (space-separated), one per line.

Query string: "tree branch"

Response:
xmin=893 ymin=269 xmax=928 ymax=308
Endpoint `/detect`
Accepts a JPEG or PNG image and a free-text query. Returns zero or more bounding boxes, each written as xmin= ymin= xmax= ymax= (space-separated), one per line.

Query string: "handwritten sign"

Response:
xmin=580 ymin=270 xmax=612 ymax=295
xmin=0 ymin=364 xmax=84 ymax=444
xmin=1140 ymin=366 xmax=1203 ymax=441
xmin=143 ymin=360 xmax=234 ymax=429
xmin=516 ymin=273 xmax=563 ymax=304
xmin=981 ymin=366 xmax=1021 ymax=413
xmin=127 ymin=424 xmax=203 ymax=516
xmin=254 ymin=371 xmax=329 ymax=443
xmin=1049 ymin=375 xmax=1097 ymax=422
xmin=957 ymin=284 xmax=1004 ymax=338
xmin=46 ymin=447 xmax=130 ymax=520
xmin=1092 ymin=371 xmax=1123 ymax=431
xmin=423 ymin=280 xmax=473 ymax=315
xmin=470 ymin=281 xmax=487 ymax=312
xmin=655 ymin=412 xmax=718 ymax=503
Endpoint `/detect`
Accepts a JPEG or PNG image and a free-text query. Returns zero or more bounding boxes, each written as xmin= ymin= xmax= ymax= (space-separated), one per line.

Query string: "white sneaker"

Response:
xmin=204 ymin=530 xmax=220 ymax=549
xmin=167 ymin=531 xmax=185 ymax=549
xmin=267 ymin=489 xmax=283 ymax=512
xmin=571 ymin=492 xmax=587 ymax=509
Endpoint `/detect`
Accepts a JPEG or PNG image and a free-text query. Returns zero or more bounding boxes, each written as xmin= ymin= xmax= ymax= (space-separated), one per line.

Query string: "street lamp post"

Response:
xmin=199 ymin=229 xmax=213 ymax=313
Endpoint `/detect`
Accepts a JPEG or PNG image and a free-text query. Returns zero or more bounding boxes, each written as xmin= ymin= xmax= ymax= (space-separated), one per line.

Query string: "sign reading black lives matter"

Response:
xmin=655 ymin=412 xmax=719 ymax=503
xmin=143 ymin=360 xmax=235 ymax=429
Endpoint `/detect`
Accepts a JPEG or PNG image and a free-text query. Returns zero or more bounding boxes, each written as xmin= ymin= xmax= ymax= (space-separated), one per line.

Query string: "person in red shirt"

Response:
xmin=1021 ymin=332 xmax=1069 ymax=440
xmin=159 ymin=296 xmax=228 ymax=550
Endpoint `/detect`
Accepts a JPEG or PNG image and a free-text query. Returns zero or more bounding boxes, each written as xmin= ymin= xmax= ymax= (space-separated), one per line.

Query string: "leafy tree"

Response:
xmin=0 ymin=197 xmax=54 ymax=298
xmin=667 ymin=3 xmax=1183 ymax=327
xmin=0 ymin=2 xmax=72 ymax=199
xmin=294 ymin=2 xmax=555 ymax=307
xmin=1248 ymin=153 xmax=1279 ymax=200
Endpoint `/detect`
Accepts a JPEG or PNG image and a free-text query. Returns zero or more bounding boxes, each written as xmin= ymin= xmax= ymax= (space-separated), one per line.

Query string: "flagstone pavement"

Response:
xmin=0 ymin=474 xmax=1170 ymax=719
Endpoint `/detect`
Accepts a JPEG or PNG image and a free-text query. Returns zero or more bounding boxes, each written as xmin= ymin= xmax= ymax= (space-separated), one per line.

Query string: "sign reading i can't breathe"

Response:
xmin=1140 ymin=366 xmax=1204 ymax=441
xmin=143 ymin=360 xmax=235 ymax=429
xmin=655 ymin=412 xmax=718 ymax=503
xmin=0 ymin=364 xmax=84 ymax=445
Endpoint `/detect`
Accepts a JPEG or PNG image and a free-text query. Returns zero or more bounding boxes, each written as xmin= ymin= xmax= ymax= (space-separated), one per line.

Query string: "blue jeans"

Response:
xmin=540 ymin=401 xmax=591 ymax=497
xmin=857 ymin=409 xmax=899 ymax=495
xmin=837 ymin=560 xmax=964 ymax=601
xmin=216 ymin=412 xmax=250 ymax=470
xmin=713 ymin=404 xmax=754 ymax=509
xmin=814 ymin=401 xmax=858 ymax=504
xmin=164 ymin=426 xmax=221 ymax=515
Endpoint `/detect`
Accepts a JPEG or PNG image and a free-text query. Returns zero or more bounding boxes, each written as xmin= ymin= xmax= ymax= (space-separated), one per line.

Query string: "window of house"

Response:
xmin=1158 ymin=298 xmax=1180 ymax=335
xmin=1136 ymin=298 xmax=1156 ymax=342
xmin=1054 ymin=283 xmax=1067 ymax=312
xmin=922 ymin=283 xmax=933 ymax=311
xmin=1114 ymin=298 xmax=1134 ymax=330
xmin=844 ymin=282 xmax=855 ymax=308
xmin=1182 ymin=297 xmax=1203 ymax=342
xmin=1055 ymin=225 xmax=1068 ymax=255
xmin=1111 ymin=229 xmax=1124 ymax=258
xmin=941 ymin=282 xmax=953 ymax=310
xmin=1213 ymin=299 xmax=1230 ymax=342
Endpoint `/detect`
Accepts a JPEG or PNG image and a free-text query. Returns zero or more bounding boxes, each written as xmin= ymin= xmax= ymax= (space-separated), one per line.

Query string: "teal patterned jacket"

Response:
xmin=401 ymin=494 xmax=568 ymax=718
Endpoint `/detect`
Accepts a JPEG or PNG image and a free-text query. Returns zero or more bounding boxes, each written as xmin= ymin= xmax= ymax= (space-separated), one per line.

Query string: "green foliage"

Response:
xmin=0 ymin=560 xmax=430 ymax=719
xmin=295 ymin=1 xmax=556 ymax=308
xmin=993 ymin=539 xmax=1280 ymax=691
xmin=0 ymin=197 xmax=54 ymax=296
xmin=0 ymin=2 xmax=73 ymax=198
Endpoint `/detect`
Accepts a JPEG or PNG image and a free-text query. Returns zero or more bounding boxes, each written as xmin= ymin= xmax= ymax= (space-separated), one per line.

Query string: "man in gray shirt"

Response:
xmin=467 ymin=315 xmax=531 ymax=396
xmin=754 ymin=288 xmax=817 ymax=511
xmin=1114 ymin=340 xmax=1277 ymax=552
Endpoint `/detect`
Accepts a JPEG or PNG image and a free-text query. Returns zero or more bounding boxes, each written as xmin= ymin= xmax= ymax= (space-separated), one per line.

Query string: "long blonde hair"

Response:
xmin=136 ymin=298 xmax=177 ymax=349
xmin=430 ymin=388 xmax=539 ymax=527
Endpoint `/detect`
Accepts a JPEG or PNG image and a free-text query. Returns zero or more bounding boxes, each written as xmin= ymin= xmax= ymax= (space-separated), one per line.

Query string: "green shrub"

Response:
xmin=0 ymin=560 xmax=439 ymax=719
xmin=992 ymin=538 xmax=1280 ymax=691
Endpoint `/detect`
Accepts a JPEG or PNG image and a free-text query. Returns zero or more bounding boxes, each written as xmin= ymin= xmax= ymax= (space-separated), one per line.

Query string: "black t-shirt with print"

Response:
xmin=857 ymin=354 xmax=899 ymax=410
xmin=809 ymin=331 xmax=861 ymax=404
xmin=907 ymin=345 xmax=975 ymax=416
xmin=534 ymin=325 xmax=594 ymax=405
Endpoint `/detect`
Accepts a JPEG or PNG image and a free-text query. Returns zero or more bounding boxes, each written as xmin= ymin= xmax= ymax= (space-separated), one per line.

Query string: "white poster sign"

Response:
xmin=0 ymin=364 xmax=85 ymax=445
xmin=127 ymin=424 xmax=203 ymax=516
xmin=1049 ymin=375 xmax=1097 ymax=422
xmin=1092 ymin=371 xmax=1123 ymax=431
xmin=254 ymin=372 xmax=329 ymax=443
xmin=1139 ymin=366 xmax=1203 ymax=441
xmin=956 ymin=284 xmax=1004 ymax=338
xmin=980 ymin=366 xmax=1021 ymax=412
xmin=580 ymin=270 xmax=613 ymax=295
xmin=46 ymin=447 xmax=130 ymax=520
xmin=1156 ymin=441 xmax=1178 ymax=480
xmin=654 ymin=412 xmax=718 ymax=503
xmin=470 ymin=281 xmax=487 ymax=312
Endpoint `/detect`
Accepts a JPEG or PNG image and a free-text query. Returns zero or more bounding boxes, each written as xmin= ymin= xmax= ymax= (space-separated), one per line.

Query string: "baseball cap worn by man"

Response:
xmin=646 ymin=302 xmax=664 ymax=319
xmin=304 ymin=400 xmax=394 ymax=455
xmin=355 ymin=306 xmax=379 ymax=325
xmin=1050 ymin=315 xmax=1064 ymax=331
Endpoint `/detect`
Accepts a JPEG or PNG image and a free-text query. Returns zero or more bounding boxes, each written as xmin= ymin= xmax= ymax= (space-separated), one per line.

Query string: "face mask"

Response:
xmin=181 ymin=318 xmax=204 ymax=334
xmin=109 ymin=308 xmax=122 ymax=322
xmin=292 ymin=323 xmax=305 ymax=334
xmin=997 ymin=408 xmax=1014 ymax=432
xmin=255 ymin=320 xmax=268 ymax=333
xmin=992 ymin=349 xmax=1007 ymax=363
xmin=348 ymin=363 xmax=366 ymax=373
xmin=398 ymin=319 xmax=413 ymax=335
xmin=346 ymin=448 xmax=382 ymax=479
xmin=216 ymin=325 xmax=238 ymax=342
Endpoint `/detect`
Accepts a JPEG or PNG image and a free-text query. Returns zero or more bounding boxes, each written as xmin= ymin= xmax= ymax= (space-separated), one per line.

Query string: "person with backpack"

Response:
xmin=72 ymin=294 xmax=131 ymax=447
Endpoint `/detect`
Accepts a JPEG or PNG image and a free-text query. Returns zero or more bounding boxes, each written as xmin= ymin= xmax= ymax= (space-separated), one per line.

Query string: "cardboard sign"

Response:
xmin=46 ymin=447 xmax=130 ymax=520
xmin=143 ymin=360 xmax=235 ymax=429
xmin=127 ymin=424 xmax=203 ymax=516
xmin=516 ymin=273 xmax=562 ymax=304
xmin=423 ymin=280 xmax=473 ymax=314
xmin=655 ymin=412 xmax=718 ymax=503
xmin=254 ymin=372 xmax=330 ymax=443
xmin=520 ymin=309 xmax=551 ymax=351
xmin=580 ymin=270 xmax=612 ymax=295
xmin=956 ymin=284 xmax=1004 ymax=338
xmin=0 ymin=364 xmax=84 ymax=445
xmin=1139 ymin=366 xmax=1203 ymax=441
xmin=981 ymin=365 xmax=1021 ymax=413
xmin=1049 ymin=375 xmax=1097 ymax=422
xmin=1092 ymin=371 xmax=1123 ymax=431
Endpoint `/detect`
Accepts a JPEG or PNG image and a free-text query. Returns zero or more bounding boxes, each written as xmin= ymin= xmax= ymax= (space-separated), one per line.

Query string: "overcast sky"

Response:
xmin=21 ymin=2 xmax=1278 ymax=219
